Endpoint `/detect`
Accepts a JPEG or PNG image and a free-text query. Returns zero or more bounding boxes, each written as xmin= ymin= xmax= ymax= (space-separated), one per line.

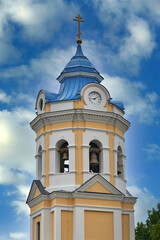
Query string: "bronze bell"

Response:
xmin=90 ymin=153 xmax=99 ymax=164
xmin=62 ymin=152 xmax=68 ymax=160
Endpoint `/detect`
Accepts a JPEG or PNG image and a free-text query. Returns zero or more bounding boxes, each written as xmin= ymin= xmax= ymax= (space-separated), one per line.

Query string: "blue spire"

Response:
xmin=75 ymin=44 xmax=84 ymax=56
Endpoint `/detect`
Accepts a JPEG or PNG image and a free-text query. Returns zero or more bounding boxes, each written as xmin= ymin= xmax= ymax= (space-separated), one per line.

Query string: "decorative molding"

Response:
xmin=28 ymin=190 xmax=136 ymax=209
xmin=76 ymin=174 xmax=123 ymax=195
xmin=27 ymin=175 xmax=136 ymax=209
xmin=57 ymin=71 xmax=103 ymax=83
xmin=30 ymin=109 xmax=130 ymax=134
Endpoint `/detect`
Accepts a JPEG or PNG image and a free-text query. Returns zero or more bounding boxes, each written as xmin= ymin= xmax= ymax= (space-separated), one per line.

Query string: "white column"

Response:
xmin=73 ymin=207 xmax=84 ymax=240
xmin=30 ymin=216 xmax=33 ymax=240
xmin=122 ymin=154 xmax=126 ymax=180
xmin=82 ymin=145 xmax=89 ymax=172
xmin=54 ymin=207 xmax=61 ymax=240
xmin=113 ymin=150 xmax=118 ymax=176
xmin=41 ymin=209 xmax=52 ymax=240
xmin=49 ymin=147 xmax=57 ymax=174
xmin=41 ymin=150 xmax=46 ymax=186
xmin=114 ymin=210 xmax=122 ymax=240
xmin=101 ymin=146 xmax=110 ymax=174
xmin=129 ymin=212 xmax=135 ymax=240
xmin=35 ymin=154 xmax=39 ymax=179
xmin=68 ymin=145 xmax=76 ymax=172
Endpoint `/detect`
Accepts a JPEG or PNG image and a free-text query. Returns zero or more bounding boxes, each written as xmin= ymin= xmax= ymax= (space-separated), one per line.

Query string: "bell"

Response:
xmin=62 ymin=152 xmax=68 ymax=160
xmin=90 ymin=153 xmax=99 ymax=164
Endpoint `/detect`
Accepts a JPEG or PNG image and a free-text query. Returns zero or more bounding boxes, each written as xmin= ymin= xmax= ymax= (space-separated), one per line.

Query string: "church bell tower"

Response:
xmin=27 ymin=14 xmax=136 ymax=240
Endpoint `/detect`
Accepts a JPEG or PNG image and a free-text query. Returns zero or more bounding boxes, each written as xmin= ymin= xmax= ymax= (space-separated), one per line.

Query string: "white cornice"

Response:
xmin=30 ymin=109 xmax=130 ymax=134
xmin=57 ymin=71 xmax=103 ymax=82
xmin=27 ymin=190 xmax=136 ymax=209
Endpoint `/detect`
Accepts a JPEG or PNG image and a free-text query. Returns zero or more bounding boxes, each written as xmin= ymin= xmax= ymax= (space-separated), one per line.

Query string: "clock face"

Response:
xmin=88 ymin=91 xmax=102 ymax=105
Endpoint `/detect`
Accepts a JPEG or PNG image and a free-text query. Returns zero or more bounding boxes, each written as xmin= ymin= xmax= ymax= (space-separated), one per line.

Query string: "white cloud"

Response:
xmin=91 ymin=0 xmax=157 ymax=72
xmin=9 ymin=232 xmax=28 ymax=240
xmin=0 ymin=45 xmax=75 ymax=91
xmin=12 ymin=200 xmax=29 ymax=217
xmin=119 ymin=18 xmax=155 ymax=68
xmin=143 ymin=144 xmax=160 ymax=160
xmin=0 ymin=90 xmax=12 ymax=103
xmin=0 ymin=0 xmax=78 ymax=65
xmin=0 ymin=0 xmax=78 ymax=41
xmin=0 ymin=107 xmax=35 ymax=184
xmin=102 ymin=74 xmax=159 ymax=124
xmin=128 ymin=185 xmax=159 ymax=224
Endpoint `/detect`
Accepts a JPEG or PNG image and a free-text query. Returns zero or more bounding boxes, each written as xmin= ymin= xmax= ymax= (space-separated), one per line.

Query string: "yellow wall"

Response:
xmin=86 ymin=182 xmax=111 ymax=194
xmin=74 ymin=129 xmax=84 ymax=185
xmin=45 ymin=104 xmax=51 ymax=113
xmin=85 ymin=210 xmax=114 ymax=240
xmin=74 ymin=97 xmax=86 ymax=109
xmin=122 ymin=214 xmax=130 ymax=240
xmin=33 ymin=214 xmax=41 ymax=240
xmin=61 ymin=210 xmax=73 ymax=240
xmin=52 ymin=212 xmax=54 ymax=240
xmin=33 ymin=188 xmax=40 ymax=199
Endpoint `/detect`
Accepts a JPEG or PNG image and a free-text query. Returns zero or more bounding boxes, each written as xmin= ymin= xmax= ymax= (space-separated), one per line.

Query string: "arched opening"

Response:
xmin=117 ymin=146 xmax=123 ymax=178
xmin=38 ymin=146 xmax=42 ymax=179
xmin=89 ymin=141 xmax=101 ymax=173
xmin=58 ymin=141 xmax=69 ymax=173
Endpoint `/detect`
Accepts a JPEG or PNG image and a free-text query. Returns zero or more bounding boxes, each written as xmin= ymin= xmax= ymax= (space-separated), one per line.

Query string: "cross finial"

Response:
xmin=73 ymin=14 xmax=85 ymax=44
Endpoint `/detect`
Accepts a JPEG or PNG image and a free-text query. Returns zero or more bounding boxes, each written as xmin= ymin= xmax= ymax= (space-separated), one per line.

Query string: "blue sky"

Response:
xmin=0 ymin=0 xmax=160 ymax=239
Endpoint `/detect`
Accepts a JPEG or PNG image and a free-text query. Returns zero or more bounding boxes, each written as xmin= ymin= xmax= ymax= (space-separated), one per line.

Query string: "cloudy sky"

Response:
xmin=0 ymin=0 xmax=160 ymax=239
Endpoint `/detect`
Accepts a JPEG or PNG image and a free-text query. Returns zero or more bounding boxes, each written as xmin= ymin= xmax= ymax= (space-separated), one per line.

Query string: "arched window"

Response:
xmin=58 ymin=141 xmax=69 ymax=173
xmin=37 ymin=146 xmax=42 ymax=179
xmin=117 ymin=146 xmax=123 ymax=178
xmin=89 ymin=141 xmax=101 ymax=173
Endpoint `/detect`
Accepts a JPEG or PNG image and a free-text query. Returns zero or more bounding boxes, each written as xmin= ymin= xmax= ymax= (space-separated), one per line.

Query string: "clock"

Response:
xmin=88 ymin=91 xmax=102 ymax=105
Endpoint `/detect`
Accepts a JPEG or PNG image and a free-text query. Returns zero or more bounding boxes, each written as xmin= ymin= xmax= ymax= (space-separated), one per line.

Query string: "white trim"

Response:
xmin=73 ymin=206 xmax=85 ymax=240
xmin=129 ymin=212 xmax=135 ymax=240
xmin=31 ymin=109 xmax=130 ymax=134
xmin=114 ymin=210 xmax=122 ymax=240
xmin=83 ymin=86 xmax=107 ymax=111
xmin=57 ymin=71 xmax=103 ymax=82
xmin=54 ymin=207 xmax=61 ymax=240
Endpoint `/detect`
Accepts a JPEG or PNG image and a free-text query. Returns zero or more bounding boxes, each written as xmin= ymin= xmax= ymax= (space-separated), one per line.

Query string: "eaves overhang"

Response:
xmin=30 ymin=109 xmax=130 ymax=134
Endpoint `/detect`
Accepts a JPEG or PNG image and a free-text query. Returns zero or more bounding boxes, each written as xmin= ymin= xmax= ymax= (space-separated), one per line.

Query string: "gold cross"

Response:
xmin=73 ymin=14 xmax=85 ymax=44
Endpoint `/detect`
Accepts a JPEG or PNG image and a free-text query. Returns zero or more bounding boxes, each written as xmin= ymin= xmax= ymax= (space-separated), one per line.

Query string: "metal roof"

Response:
xmin=39 ymin=44 xmax=125 ymax=111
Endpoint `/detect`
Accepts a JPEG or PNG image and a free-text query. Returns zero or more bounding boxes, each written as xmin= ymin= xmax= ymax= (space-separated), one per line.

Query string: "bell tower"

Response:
xmin=27 ymin=15 xmax=136 ymax=240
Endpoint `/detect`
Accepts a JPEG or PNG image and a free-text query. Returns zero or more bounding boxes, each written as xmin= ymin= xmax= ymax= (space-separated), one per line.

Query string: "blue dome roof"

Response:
xmin=57 ymin=44 xmax=103 ymax=82
xmin=39 ymin=44 xmax=124 ymax=111
xmin=60 ymin=44 xmax=99 ymax=74
xmin=43 ymin=44 xmax=103 ymax=102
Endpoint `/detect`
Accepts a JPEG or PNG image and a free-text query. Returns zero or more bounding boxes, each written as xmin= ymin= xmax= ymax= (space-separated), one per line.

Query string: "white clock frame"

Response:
xmin=82 ymin=83 xmax=110 ymax=111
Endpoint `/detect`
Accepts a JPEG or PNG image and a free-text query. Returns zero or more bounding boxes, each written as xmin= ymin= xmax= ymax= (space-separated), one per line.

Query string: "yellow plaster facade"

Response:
xmin=122 ymin=214 xmax=130 ymax=240
xmin=86 ymin=182 xmax=111 ymax=194
xmin=61 ymin=210 xmax=73 ymax=240
xmin=33 ymin=188 xmax=40 ymax=199
xmin=85 ymin=211 xmax=114 ymax=240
